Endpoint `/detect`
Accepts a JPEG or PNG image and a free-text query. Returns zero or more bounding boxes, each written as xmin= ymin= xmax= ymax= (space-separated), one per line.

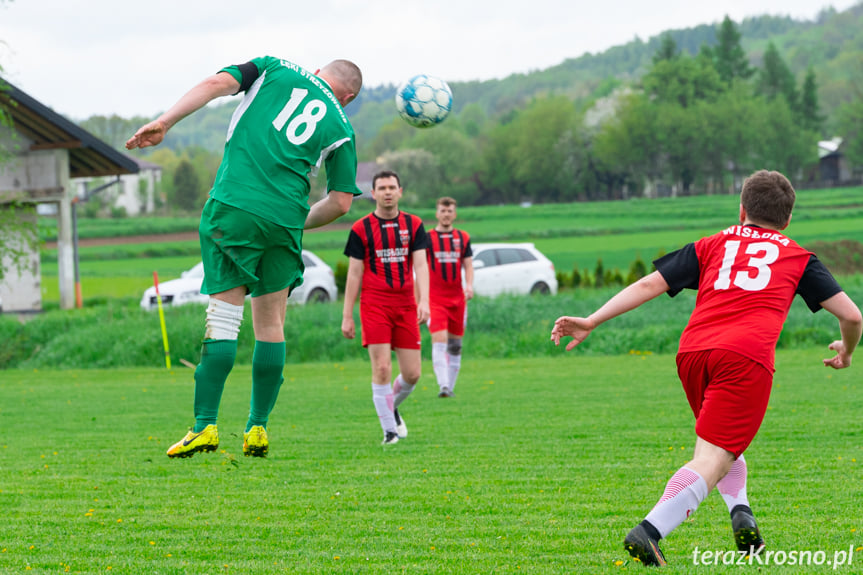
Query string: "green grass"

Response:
xmin=1 ymin=351 xmax=861 ymax=573
xmin=5 ymin=286 xmax=859 ymax=369
xmin=38 ymin=215 xmax=202 ymax=242
xmin=36 ymin=186 xmax=863 ymax=294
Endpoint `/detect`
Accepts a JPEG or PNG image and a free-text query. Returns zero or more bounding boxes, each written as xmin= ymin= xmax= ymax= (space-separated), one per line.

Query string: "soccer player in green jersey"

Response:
xmin=126 ymin=57 xmax=363 ymax=459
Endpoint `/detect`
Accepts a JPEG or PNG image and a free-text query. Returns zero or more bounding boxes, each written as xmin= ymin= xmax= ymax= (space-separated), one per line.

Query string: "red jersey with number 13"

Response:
xmin=679 ymin=225 xmax=812 ymax=371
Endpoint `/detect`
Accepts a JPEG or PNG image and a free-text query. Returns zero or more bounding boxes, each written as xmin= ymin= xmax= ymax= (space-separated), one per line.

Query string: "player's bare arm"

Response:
xmin=341 ymin=257 xmax=364 ymax=339
xmin=819 ymin=291 xmax=863 ymax=369
xmin=463 ymin=256 xmax=474 ymax=301
xmin=125 ymin=72 xmax=240 ymax=150
xmin=551 ymin=271 xmax=670 ymax=351
xmin=305 ymin=191 xmax=353 ymax=229
xmin=413 ymin=250 xmax=430 ymax=324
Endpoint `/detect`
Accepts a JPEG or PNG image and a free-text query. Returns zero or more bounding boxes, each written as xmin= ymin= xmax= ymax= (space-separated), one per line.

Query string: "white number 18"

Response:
xmin=272 ymin=88 xmax=326 ymax=145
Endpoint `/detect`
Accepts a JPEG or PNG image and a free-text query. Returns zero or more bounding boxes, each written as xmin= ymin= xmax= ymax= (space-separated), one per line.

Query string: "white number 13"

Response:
xmin=272 ymin=88 xmax=326 ymax=145
xmin=714 ymin=240 xmax=779 ymax=292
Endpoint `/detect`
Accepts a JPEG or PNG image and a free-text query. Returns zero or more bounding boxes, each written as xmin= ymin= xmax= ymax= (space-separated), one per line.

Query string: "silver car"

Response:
xmin=140 ymin=250 xmax=338 ymax=310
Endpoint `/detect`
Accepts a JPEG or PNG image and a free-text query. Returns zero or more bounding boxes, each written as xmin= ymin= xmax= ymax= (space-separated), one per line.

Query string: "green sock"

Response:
xmin=246 ymin=341 xmax=286 ymax=432
xmin=193 ymin=339 xmax=238 ymax=432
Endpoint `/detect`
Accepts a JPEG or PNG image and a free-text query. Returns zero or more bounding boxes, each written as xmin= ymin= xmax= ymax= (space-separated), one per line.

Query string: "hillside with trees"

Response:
xmin=85 ymin=4 xmax=863 ymax=209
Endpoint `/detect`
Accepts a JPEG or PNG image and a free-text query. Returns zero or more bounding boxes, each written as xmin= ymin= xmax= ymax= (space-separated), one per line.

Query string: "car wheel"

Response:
xmin=530 ymin=282 xmax=550 ymax=295
xmin=306 ymin=288 xmax=330 ymax=304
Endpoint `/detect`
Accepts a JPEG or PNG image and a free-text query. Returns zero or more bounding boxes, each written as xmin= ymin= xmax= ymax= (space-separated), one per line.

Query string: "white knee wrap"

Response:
xmin=204 ymin=299 xmax=244 ymax=340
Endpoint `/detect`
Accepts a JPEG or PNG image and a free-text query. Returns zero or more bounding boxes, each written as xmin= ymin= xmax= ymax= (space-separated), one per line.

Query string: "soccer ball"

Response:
xmin=395 ymin=75 xmax=453 ymax=128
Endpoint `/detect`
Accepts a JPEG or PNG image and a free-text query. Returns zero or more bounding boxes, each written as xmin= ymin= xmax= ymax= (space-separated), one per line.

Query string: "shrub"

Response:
xmin=334 ymin=260 xmax=348 ymax=295
xmin=626 ymin=255 xmax=648 ymax=285
xmin=555 ymin=270 xmax=570 ymax=289
xmin=594 ymin=258 xmax=605 ymax=288
xmin=572 ymin=266 xmax=582 ymax=289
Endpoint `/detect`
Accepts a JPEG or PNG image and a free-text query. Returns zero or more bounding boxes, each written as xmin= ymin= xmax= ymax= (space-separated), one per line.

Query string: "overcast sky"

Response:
xmin=0 ymin=0 xmax=858 ymax=120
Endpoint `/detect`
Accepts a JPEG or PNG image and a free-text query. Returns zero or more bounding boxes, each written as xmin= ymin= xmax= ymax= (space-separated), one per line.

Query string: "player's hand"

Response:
xmin=550 ymin=316 xmax=596 ymax=351
xmin=464 ymin=286 xmax=474 ymax=301
xmin=341 ymin=317 xmax=355 ymax=340
xmin=417 ymin=301 xmax=430 ymax=324
xmin=125 ymin=119 xmax=168 ymax=150
xmin=823 ymin=340 xmax=852 ymax=369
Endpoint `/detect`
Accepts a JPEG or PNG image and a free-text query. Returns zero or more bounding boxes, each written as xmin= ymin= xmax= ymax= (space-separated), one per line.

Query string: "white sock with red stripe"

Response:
xmin=644 ymin=467 xmax=709 ymax=538
xmin=432 ymin=343 xmax=449 ymax=391
xmin=371 ymin=382 xmax=396 ymax=434
xmin=717 ymin=455 xmax=750 ymax=511
xmin=392 ymin=373 xmax=415 ymax=408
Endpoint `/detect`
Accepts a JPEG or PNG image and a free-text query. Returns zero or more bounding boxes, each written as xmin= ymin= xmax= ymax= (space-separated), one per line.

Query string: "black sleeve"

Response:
xmin=344 ymin=229 xmax=365 ymax=260
xmin=412 ymin=222 xmax=430 ymax=252
xmin=796 ymin=255 xmax=843 ymax=312
xmin=464 ymin=239 xmax=473 ymax=258
xmin=235 ymin=62 xmax=260 ymax=94
xmin=653 ymin=243 xmax=700 ymax=298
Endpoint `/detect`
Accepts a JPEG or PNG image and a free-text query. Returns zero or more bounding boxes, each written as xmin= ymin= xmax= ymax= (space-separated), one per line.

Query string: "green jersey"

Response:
xmin=211 ymin=56 xmax=362 ymax=229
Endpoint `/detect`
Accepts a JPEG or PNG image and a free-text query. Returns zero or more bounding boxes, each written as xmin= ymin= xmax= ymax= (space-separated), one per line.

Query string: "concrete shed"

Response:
xmin=0 ymin=79 xmax=139 ymax=311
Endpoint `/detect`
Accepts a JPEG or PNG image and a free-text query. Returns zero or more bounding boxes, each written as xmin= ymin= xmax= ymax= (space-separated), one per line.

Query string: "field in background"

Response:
xmin=37 ymin=187 xmax=863 ymax=302
xmin=2 ymin=351 xmax=861 ymax=573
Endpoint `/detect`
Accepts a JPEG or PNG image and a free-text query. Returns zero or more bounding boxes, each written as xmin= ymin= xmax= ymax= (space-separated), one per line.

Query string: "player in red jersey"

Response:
xmin=342 ymin=171 xmax=430 ymax=445
xmin=426 ymin=197 xmax=474 ymax=397
xmin=550 ymin=170 xmax=862 ymax=567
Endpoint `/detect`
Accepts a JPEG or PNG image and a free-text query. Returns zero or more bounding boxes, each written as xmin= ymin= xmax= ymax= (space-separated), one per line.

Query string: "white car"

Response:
xmin=470 ymin=243 xmax=558 ymax=297
xmin=140 ymin=250 xmax=338 ymax=310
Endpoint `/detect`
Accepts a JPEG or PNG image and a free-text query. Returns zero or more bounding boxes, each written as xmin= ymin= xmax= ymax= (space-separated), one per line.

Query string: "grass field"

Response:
xmin=36 ymin=186 xmax=863 ymax=303
xmin=2 ymin=350 xmax=861 ymax=573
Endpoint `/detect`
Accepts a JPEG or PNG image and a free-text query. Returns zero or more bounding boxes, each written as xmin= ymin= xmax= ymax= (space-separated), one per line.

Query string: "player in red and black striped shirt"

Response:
xmin=551 ymin=170 xmax=861 ymax=567
xmin=342 ymin=171 xmax=430 ymax=445
xmin=426 ymin=197 xmax=474 ymax=397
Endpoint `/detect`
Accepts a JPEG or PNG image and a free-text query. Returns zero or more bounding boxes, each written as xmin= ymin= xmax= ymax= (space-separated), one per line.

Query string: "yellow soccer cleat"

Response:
xmin=243 ymin=425 xmax=269 ymax=458
xmin=166 ymin=425 xmax=219 ymax=459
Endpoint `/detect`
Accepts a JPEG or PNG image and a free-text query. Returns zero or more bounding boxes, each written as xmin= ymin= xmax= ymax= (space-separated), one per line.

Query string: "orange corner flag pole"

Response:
xmin=153 ymin=271 xmax=172 ymax=370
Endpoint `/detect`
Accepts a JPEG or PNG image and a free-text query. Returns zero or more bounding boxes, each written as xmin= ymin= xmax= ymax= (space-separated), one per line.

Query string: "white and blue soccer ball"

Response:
xmin=395 ymin=75 xmax=453 ymax=128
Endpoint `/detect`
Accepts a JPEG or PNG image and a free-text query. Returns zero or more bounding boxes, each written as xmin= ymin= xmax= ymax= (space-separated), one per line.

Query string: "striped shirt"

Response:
xmin=344 ymin=211 xmax=429 ymax=306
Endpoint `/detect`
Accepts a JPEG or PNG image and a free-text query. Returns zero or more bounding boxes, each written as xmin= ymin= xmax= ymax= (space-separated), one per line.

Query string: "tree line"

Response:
xmin=367 ymin=17 xmax=843 ymax=206
xmin=77 ymin=11 xmax=863 ymax=213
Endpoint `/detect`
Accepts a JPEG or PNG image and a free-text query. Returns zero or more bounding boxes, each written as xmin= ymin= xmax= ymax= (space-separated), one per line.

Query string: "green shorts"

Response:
xmin=199 ymin=198 xmax=304 ymax=297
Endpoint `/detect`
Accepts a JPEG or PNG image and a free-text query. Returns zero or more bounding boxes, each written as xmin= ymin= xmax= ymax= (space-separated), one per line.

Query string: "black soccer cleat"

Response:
xmin=624 ymin=523 xmax=668 ymax=567
xmin=393 ymin=408 xmax=408 ymax=438
xmin=382 ymin=431 xmax=400 ymax=445
xmin=731 ymin=505 xmax=765 ymax=556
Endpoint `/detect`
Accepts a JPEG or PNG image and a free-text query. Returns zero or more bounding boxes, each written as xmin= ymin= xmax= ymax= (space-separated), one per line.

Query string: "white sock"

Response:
xmin=392 ymin=374 xmax=415 ymax=409
xmin=432 ymin=343 xmax=449 ymax=390
xmin=371 ymin=382 xmax=396 ymax=434
xmin=645 ymin=467 xmax=709 ymax=538
xmin=446 ymin=352 xmax=461 ymax=391
xmin=717 ymin=455 xmax=750 ymax=512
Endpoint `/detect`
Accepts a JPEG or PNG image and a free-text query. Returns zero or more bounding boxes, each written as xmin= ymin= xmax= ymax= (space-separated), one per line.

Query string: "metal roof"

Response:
xmin=0 ymin=78 xmax=139 ymax=178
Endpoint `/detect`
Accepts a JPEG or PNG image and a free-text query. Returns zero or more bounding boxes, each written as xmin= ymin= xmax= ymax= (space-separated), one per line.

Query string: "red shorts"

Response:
xmin=360 ymin=303 xmax=421 ymax=349
xmin=676 ymin=349 xmax=773 ymax=458
xmin=428 ymin=298 xmax=467 ymax=336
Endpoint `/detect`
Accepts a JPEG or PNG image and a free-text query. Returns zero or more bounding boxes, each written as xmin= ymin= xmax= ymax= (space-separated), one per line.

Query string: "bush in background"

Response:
xmin=3 ymin=283 xmax=858 ymax=370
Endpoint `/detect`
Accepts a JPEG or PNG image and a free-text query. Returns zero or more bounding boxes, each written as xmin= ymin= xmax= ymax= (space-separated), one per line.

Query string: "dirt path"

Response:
xmin=44 ymin=231 xmax=199 ymax=249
